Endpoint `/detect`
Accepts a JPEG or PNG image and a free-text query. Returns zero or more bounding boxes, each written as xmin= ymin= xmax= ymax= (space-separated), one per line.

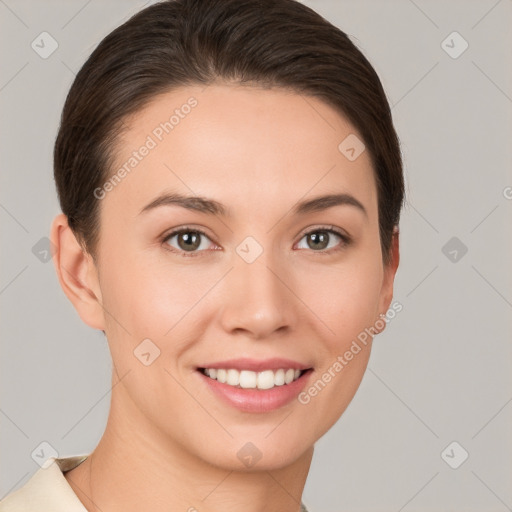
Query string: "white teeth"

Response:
xmin=201 ymin=367 xmax=305 ymax=389
xmin=217 ymin=369 xmax=227 ymax=383
xmin=240 ymin=370 xmax=257 ymax=388
xmin=257 ymin=370 xmax=274 ymax=390
xmin=226 ymin=369 xmax=239 ymax=386
xmin=274 ymin=369 xmax=285 ymax=386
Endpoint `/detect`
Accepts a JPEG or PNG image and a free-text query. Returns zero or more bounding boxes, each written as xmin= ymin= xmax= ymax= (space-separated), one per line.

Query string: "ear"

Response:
xmin=375 ymin=227 xmax=400 ymax=334
xmin=50 ymin=213 xmax=106 ymax=330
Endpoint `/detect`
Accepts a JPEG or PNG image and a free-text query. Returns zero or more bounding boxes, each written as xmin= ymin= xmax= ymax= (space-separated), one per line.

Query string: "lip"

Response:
xmin=196 ymin=357 xmax=311 ymax=372
xmin=196 ymin=366 xmax=314 ymax=413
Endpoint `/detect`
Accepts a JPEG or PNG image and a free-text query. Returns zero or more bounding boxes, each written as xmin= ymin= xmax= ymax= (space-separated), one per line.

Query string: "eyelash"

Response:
xmin=161 ymin=225 xmax=351 ymax=258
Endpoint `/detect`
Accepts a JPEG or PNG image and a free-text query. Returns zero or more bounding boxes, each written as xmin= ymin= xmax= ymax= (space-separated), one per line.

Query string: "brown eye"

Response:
xmin=176 ymin=231 xmax=202 ymax=251
xmin=296 ymin=228 xmax=349 ymax=252
xmin=163 ymin=229 xmax=212 ymax=254
xmin=306 ymin=231 xmax=330 ymax=250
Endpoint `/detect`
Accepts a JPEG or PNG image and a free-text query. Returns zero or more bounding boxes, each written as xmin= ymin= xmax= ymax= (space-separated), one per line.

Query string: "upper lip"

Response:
xmin=197 ymin=358 xmax=312 ymax=372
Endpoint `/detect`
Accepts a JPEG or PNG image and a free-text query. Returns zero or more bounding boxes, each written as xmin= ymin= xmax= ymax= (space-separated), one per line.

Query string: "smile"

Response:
xmin=200 ymin=368 xmax=305 ymax=390
xmin=197 ymin=366 xmax=313 ymax=413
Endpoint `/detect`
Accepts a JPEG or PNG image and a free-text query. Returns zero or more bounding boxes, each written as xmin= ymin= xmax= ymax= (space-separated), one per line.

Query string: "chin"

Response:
xmin=192 ymin=430 xmax=315 ymax=473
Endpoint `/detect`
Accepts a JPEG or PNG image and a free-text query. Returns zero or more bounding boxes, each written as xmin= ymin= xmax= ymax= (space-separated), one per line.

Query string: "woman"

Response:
xmin=0 ymin=0 xmax=403 ymax=510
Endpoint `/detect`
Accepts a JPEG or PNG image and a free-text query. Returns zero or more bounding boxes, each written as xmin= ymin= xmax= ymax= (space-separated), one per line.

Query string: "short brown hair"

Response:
xmin=54 ymin=0 xmax=404 ymax=264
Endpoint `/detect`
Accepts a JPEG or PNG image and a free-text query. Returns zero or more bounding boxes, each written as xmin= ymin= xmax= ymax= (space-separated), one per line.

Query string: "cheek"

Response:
xmin=295 ymin=256 xmax=384 ymax=347
xmin=99 ymin=250 xmax=222 ymax=360
xmin=293 ymin=262 xmax=383 ymax=438
xmin=100 ymin=243 xmax=176 ymax=322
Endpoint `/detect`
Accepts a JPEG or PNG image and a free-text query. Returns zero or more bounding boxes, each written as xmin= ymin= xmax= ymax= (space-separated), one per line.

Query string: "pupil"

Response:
xmin=179 ymin=232 xmax=200 ymax=251
xmin=309 ymin=231 xmax=328 ymax=250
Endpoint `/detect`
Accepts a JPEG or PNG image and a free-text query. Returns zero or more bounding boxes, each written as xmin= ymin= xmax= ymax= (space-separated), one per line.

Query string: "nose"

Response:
xmin=218 ymin=253 xmax=296 ymax=340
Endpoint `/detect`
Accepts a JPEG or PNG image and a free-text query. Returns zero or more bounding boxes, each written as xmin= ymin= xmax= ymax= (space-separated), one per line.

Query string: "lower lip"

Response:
xmin=197 ymin=370 xmax=313 ymax=413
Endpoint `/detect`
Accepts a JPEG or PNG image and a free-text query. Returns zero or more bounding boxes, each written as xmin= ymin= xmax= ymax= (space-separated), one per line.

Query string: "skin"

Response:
xmin=51 ymin=82 xmax=399 ymax=512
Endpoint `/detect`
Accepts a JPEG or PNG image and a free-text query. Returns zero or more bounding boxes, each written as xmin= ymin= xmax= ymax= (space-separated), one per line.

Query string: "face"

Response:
xmin=75 ymin=83 xmax=397 ymax=470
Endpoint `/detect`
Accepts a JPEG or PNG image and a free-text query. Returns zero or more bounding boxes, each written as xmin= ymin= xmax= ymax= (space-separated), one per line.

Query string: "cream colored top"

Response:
xmin=0 ymin=454 xmax=311 ymax=511
xmin=0 ymin=455 xmax=89 ymax=511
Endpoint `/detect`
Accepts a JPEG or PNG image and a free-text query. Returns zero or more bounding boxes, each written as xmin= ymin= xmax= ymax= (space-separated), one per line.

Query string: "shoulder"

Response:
xmin=0 ymin=455 xmax=89 ymax=512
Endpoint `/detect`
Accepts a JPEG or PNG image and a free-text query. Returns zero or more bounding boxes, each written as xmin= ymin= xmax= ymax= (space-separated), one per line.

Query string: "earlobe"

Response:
xmin=50 ymin=213 xmax=105 ymax=330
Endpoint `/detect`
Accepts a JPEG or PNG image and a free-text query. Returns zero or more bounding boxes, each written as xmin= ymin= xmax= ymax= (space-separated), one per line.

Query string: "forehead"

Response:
xmin=102 ymin=83 xmax=377 ymax=222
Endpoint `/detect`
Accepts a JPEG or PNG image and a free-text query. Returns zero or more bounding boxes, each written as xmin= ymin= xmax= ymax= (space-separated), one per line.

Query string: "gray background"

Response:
xmin=1 ymin=0 xmax=511 ymax=511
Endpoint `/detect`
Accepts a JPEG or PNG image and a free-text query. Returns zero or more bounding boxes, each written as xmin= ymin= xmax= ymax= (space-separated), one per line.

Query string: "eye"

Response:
xmin=162 ymin=227 xmax=217 ymax=256
xmin=161 ymin=225 xmax=350 ymax=257
xmin=295 ymin=226 xmax=350 ymax=253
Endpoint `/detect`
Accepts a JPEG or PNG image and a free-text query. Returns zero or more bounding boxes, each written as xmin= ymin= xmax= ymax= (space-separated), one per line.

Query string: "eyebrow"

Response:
xmin=292 ymin=193 xmax=367 ymax=218
xmin=139 ymin=191 xmax=367 ymax=218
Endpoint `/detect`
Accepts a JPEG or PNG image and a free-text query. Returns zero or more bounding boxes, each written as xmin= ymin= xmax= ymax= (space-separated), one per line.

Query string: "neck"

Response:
xmin=65 ymin=377 xmax=313 ymax=512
